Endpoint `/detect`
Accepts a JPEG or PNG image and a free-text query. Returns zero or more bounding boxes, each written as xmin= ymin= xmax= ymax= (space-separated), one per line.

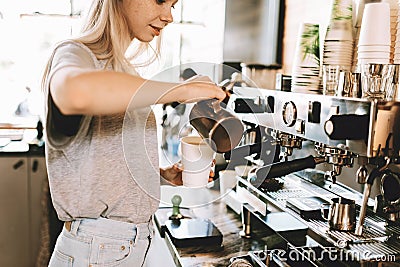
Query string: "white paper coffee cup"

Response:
xmin=180 ymin=136 xmax=215 ymax=188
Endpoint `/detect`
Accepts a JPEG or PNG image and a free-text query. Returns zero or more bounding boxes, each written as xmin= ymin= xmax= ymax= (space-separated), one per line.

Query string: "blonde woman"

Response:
xmin=43 ymin=0 xmax=225 ymax=266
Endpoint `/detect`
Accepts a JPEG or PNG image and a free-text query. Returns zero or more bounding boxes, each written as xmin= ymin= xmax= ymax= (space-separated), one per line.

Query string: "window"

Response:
xmin=0 ymin=0 xmax=224 ymax=120
xmin=0 ymin=0 xmax=90 ymax=120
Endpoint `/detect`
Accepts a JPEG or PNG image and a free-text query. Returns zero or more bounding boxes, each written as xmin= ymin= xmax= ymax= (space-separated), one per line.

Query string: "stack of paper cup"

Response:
xmin=323 ymin=20 xmax=354 ymax=69
xmin=357 ymin=2 xmax=391 ymax=66
xmin=394 ymin=0 xmax=400 ymax=64
xmin=329 ymin=0 xmax=353 ymax=21
xmin=353 ymin=0 xmax=367 ymax=68
xmin=291 ymin=23 xmax=321 ymax=94
xmin=322 ymin=0 xmax=353 ymax=69
xmin=382 ymin=0 xmax=398 ymax=62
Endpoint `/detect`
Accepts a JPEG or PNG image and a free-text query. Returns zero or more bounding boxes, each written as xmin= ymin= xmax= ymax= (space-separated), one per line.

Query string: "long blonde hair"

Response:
xmin=42 ymin=0 xmax=161 ymax=90
xmin=77 ymin=0 xmax=161 ymax=72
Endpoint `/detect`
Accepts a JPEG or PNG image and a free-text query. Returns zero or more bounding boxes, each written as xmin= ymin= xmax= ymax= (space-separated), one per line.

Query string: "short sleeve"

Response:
xmin=48 ymin=41 xmax=97 ymax=82
xmin=45 ymin=41 xmax=97 ymax=149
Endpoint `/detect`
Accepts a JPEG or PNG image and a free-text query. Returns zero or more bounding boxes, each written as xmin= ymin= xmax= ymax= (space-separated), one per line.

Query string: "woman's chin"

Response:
xmin=134 ymin=34 xmax=156 ymax=43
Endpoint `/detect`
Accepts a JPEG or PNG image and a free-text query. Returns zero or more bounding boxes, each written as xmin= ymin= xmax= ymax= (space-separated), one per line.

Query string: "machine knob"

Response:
xmin=324 ymin=114 xmax=369 ymax=140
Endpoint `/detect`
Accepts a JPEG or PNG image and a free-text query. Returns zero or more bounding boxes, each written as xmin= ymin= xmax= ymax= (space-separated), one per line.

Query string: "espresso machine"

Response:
xmin=225 ymin=85 xmax=400 ymax=266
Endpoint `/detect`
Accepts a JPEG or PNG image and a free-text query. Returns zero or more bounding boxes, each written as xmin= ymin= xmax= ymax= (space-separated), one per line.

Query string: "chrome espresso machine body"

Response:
xmin=227 ymin=86 xmax=400 ymax=266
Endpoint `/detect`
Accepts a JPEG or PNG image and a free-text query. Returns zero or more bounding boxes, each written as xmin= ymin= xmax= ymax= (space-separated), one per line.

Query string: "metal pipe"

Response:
xmin=355 ymin=183 xmax=371 ymax=236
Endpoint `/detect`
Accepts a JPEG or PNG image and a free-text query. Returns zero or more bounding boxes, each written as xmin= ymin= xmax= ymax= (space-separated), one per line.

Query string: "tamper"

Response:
xmin=169 ymin=195 xmax=183 ymax=220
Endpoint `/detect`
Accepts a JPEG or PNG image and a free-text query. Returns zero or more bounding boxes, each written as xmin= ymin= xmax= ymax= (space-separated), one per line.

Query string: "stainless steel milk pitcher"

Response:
xmin=189 ymin=98 xmax=244 ymax=153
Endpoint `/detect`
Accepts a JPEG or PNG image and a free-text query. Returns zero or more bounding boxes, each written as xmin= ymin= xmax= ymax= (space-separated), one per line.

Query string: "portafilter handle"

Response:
xmin=253 ymin=155 xmax=326 ymax=187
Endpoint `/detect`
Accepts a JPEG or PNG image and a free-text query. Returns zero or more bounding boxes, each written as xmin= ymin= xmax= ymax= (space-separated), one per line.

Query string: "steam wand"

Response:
xmin=355 ymin=157 xmax=391 ymax=236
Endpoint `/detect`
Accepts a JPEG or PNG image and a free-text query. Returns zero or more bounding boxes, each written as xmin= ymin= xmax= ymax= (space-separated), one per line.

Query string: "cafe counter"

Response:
xmin=153 ymin=188 xmax=288 ymax=267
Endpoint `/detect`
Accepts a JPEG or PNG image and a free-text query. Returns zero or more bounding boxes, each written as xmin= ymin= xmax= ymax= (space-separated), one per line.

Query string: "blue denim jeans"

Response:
xmin=49 ymin=217 xmax=154 ymax=267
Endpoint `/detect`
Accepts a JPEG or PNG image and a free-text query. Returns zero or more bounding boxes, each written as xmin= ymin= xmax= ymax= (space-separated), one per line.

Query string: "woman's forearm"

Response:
xmin=51 ymin=67 xmax=224 ymax=116
xmin=50 ymin=67 xmax=191 ymax=115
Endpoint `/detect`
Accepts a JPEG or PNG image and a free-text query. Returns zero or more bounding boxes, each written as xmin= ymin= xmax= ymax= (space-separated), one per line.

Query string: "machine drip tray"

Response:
xmin=286 ymin=196 xmax=329 ymax=220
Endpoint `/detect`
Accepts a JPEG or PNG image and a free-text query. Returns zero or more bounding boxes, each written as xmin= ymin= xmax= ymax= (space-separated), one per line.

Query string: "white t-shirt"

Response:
xmin=44 ymin=40 xmax=160 ymax=224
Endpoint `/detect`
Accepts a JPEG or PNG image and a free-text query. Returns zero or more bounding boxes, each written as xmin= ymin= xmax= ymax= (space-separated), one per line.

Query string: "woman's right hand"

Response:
xmin=178 ymin=75 xmax=227 ymax=104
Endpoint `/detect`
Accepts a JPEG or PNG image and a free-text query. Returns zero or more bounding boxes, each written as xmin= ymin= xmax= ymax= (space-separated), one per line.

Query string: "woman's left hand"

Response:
xmin=160 ymin=159 xmax=216 ymax=186
xmin=160 ymin=163 xmax=183 ymax=186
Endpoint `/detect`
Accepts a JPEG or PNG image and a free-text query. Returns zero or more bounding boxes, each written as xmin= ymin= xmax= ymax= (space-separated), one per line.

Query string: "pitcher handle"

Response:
xmin=211 ymin=98 xmax=222 ymax=112
xmin=320 ymin=203 xmax=331 ymax=220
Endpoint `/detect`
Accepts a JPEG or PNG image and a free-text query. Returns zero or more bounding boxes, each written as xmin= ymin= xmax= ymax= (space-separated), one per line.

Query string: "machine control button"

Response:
xmin=282 ymin=101 xmax=297 ymax=126
xmin=308 ymin=101 xmax=321 ymax=123
xmin=295 ymin=119 xmax=305 ymax=134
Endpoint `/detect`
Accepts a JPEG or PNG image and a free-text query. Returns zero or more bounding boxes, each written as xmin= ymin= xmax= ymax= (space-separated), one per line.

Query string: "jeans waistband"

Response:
xmin=66 ymin=217 xmax=153 ymax=241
